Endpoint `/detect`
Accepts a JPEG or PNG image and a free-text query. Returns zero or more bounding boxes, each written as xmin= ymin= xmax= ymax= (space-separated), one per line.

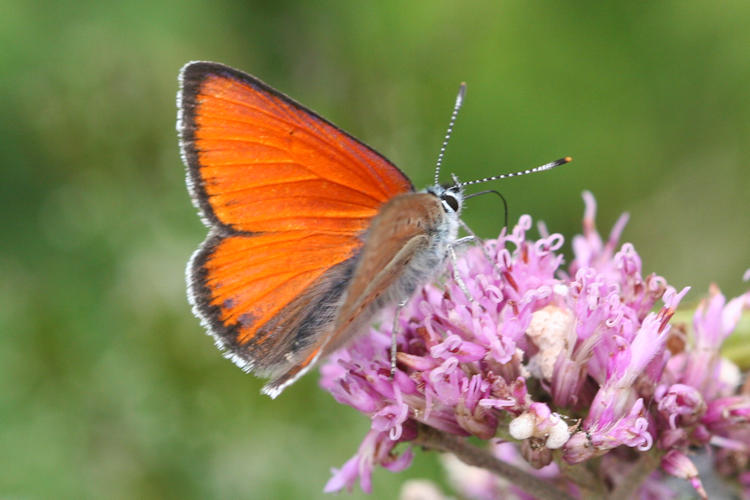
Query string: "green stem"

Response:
xmin=556 ymin=456 xmax=607 ymax=499
xmin=413 ymin=424 xmax=575 ymax=500
xmin=609 ymin=450 xmax=665 ymax=500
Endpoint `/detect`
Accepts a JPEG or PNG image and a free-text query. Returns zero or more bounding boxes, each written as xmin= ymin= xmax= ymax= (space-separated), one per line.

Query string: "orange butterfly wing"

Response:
xmin=179 ymin=62 xmax=413 ymax=381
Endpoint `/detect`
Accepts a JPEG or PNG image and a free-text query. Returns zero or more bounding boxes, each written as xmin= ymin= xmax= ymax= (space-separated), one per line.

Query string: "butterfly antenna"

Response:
xmin=464 ymin=189 xmax=509 ymax=228
xmin=434 ymin=82 xmax=467 ymax=185
xmin=458 ymin=156 xmax=572 ymax=187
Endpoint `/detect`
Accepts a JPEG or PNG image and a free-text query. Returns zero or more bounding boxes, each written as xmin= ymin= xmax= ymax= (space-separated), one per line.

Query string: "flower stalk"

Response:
xmin=413 ymin=424 xmax=575 ymax=500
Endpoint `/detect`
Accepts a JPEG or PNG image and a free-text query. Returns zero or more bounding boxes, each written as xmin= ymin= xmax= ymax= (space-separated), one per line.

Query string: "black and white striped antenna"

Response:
xmin=433 ymin=82 xmax=571 ymax=187
xmin=458 ymin=157 xmax=572 ymax=187
xmin=434 ymin=82 xmax=467 ymax=185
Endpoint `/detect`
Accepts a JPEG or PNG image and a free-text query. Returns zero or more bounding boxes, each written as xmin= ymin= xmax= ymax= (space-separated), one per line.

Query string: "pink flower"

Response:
xmin=323 ymin=427 xmax=415 ymax=494
xmin=319 ymin=192 xmax=750 ymax=497
xmin=660 ymin=450 xmax=707 ymax=499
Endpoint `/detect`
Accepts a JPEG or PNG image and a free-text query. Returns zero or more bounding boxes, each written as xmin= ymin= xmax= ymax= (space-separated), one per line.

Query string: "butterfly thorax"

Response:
xmin=321 ymin=189 xmax=462 ymax=356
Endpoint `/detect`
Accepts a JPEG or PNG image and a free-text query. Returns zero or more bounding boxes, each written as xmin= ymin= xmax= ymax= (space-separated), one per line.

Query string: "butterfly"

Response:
xmin=178 ymin=61 xmax=569 ymax=398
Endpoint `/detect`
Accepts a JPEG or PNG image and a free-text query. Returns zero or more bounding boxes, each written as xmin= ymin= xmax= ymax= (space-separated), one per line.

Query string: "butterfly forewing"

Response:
xmin=179 ymin=62 xmax=413 ymax=388
xmin=180 ymin=62 xmax=413 ymax=232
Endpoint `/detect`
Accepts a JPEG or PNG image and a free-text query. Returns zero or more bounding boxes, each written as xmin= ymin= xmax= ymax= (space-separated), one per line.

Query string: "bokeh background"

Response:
xmin=2 ymin=1 xmax=749 ymax=498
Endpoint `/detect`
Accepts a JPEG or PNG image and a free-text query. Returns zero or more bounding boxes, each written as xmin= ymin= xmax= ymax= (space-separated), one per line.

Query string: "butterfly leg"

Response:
xmin=453 ymin=235 xmax=475 ymax=246
xmin=390 ymin=298 xmax=409 ymax=376
xmin=448 ymin=245 xmax=475 ymax=302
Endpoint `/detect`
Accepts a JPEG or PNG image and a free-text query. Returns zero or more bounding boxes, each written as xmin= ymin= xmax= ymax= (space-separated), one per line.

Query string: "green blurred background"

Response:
xmin=2 ymin=1 xmax=749 ymax=498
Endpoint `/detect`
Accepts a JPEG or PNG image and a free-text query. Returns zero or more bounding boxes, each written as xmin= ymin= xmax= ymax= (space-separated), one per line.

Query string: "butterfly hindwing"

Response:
xmin=188 ymin=231 xmax=358 ymax=373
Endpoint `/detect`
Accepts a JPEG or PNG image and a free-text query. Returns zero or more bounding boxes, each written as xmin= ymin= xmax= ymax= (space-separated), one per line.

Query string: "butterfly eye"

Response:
xmin=442 ymin=193 xmax=460 ymax=212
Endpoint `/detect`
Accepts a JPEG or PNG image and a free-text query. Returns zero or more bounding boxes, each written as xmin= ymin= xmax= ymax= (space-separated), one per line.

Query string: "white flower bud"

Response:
xmin=545 ymin=417 xmax=570 ymax=449
xmin=509 ymin=412 xmax=535 ymax=440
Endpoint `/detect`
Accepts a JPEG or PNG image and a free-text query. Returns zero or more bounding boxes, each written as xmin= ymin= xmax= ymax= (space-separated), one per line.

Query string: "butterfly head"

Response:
xmin=426 ymin=182 xmax=464 ymax=215
xmin=423 ymin=182 xmax=463 ymax=251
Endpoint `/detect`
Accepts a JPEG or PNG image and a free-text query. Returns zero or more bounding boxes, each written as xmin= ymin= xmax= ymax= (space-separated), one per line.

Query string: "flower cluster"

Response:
xmin=320 ymin=192 xmax=750 ymax=498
